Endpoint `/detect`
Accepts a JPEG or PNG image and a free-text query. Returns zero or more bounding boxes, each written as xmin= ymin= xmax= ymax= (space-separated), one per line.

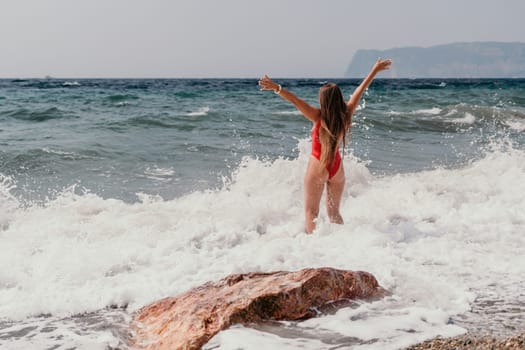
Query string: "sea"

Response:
xmin=0 ymin=78 xmax=524 ymax=350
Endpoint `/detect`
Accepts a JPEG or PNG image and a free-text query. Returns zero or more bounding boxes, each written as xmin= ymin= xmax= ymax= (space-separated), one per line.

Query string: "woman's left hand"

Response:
xmin=258 ymin=75 xmax=279 ymax=92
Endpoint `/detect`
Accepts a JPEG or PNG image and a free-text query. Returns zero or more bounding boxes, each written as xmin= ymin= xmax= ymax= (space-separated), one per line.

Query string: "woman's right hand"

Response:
xmin=258 ymin=75 xmax=279 ymax=92
xmin=373 ymin=58 xmax=392 ymax=73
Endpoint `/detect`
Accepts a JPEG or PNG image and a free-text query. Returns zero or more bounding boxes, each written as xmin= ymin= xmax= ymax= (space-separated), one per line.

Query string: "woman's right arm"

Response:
xmin=258 ymin=75 xmax=320 ymax=123
xmin=347 ymin=59 xmax=392 ymax=116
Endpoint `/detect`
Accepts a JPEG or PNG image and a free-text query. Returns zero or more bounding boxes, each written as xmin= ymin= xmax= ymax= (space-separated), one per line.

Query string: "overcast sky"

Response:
xmin=1 ymin=0 xmax=524 ymax=78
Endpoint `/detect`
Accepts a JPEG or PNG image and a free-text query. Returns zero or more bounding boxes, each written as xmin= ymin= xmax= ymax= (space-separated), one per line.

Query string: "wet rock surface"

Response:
xmin=130 ymin=267 xmax=384 ymax=350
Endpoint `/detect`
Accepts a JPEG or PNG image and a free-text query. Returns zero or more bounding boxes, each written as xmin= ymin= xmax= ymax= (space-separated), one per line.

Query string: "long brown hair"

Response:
xmin=318 ymin=83 xmax=351 ymax=167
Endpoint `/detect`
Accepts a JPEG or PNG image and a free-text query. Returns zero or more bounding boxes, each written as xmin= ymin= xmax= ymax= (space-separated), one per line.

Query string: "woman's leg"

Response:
xmin=326 ymin=164 xmax=345 ymax=224
xmin=304 ymin=157 xmax=328 ymax=234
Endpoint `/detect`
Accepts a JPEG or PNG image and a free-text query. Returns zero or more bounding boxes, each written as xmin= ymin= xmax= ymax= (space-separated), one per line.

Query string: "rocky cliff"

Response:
xmin=345 ymin=42 xmax=525 ymax=78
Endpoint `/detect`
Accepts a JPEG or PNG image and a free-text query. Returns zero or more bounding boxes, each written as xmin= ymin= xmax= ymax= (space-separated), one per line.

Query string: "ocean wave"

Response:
xmin=41 ymin=147 xmax=80 ymax=159
xmin=142 ymin=166 xmax=176 ymax=181
xmin=272 ymin=110 xmax=302 ymax=115
xmin=442 ymin=104 xmax=525 ymax=130
xmin=0 ymin=174 xmax=18 ymax=230
xmin=1 ymin=107 xmax=71 ymax=122
xmin=1 ymin=148 xmax=100 ymax=174
xmin=173 ymin=91 xmax=199 ymax=98
xmin=187 ymin=106 xmax=210 ymax=116
xmin=380 ymin=103 xmax=525 ymax=133
xmin=416 ymin=107 xmax=442 ymax=115
xmin=109 ymin=115 xmax=193 ymax=130
xmin=387 ymin=107 xmax=442 ymax=116
xmin=18 ymin=80 xmax=78 ymax=89
xmin=0 ymin=149 xmax=523 ymax=347
xmin=449 ymin=112 xmax=476 ymax=124
xmin=106 ymin=94 xmax=140 ymax=103
xmin=62 ymin=81 xmax=81 ymax=87
xmin=505 ymin=120 xmax=525 ymax=132
xmin=0 ymin=143 xmax=523 ymax=332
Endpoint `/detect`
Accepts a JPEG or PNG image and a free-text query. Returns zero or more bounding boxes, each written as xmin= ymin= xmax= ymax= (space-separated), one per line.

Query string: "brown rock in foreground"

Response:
xmin=130 ymin=267 xmax=384 ymax=350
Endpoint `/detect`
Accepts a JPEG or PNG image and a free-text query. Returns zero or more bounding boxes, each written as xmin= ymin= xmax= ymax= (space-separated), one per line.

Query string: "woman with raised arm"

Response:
xmin=258 ymin=58 xmax=392 ymax=233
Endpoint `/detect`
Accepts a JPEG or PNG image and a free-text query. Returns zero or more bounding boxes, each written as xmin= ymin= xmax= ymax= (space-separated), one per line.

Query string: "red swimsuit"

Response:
xmin=311 ymin=120 xmax=342 ymax=179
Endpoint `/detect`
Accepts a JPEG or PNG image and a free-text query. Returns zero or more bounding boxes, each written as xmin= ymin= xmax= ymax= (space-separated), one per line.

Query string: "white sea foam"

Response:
xmin=387 ymin=110 xmax=403 ymax=116
xmin=143 ymin=166 xmax=176 ymax=181
xmin=0 ymin=313 xmax=124 ymax=350
xmin=272 ymin=110 xmax=302 ymax=115
xmin=414 ymin=107 xmax=442 ymax=115
xmin=445 ymin=108 xmax=458 ymax=117
xmin=62 ymin=81 xmax=81 ymax=87
xmin=450 ymin=112 xmax=476 ymax=124
xmin=41 ymin=148 xmax=97 ymax=161
xmin=187 ymin=106 xmax=210 ymax=116
xmin=356 ymin=98 xmax=366 ymax=111
xmin=0 ymin=141 xmax=524 ymax=349
xmin=506 ymin=120 xmax=525 ymax=132
xmin=42 ymin=147 xmax=77 ymax=157
xmin=0 ymin=174 xmax=18 ymax=231
xmin=387 ymin=107 xmax=442 ymax=116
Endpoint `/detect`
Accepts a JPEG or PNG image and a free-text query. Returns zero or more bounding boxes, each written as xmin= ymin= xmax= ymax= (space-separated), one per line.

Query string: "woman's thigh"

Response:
xmin=326 ymin=164 xmax=345 ymax=212
xmin=304 ymin=158 xmax=328 ymax=212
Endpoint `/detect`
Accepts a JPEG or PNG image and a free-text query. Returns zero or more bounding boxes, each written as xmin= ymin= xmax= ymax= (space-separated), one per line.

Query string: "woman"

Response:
xmin=258 ymin=58 xmax=392 ymax=233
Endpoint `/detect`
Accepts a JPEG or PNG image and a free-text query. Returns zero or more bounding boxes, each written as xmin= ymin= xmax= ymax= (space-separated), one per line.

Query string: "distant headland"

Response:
xmin=345 ymin=42 xmax=525 ymax=78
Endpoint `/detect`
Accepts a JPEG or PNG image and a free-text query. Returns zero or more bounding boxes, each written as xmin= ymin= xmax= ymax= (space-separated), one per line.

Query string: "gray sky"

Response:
xmin=1 ymin=0 xmax=524 ymax=78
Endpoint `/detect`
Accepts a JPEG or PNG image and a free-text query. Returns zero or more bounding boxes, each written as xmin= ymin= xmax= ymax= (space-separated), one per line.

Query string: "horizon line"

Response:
xmin=2 ymin=76 xmax=525 ymax=80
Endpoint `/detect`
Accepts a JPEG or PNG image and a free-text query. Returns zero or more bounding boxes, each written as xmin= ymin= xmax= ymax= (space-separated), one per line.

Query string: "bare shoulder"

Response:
xmin=309 ymin=108 xmax=322 ymax=122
